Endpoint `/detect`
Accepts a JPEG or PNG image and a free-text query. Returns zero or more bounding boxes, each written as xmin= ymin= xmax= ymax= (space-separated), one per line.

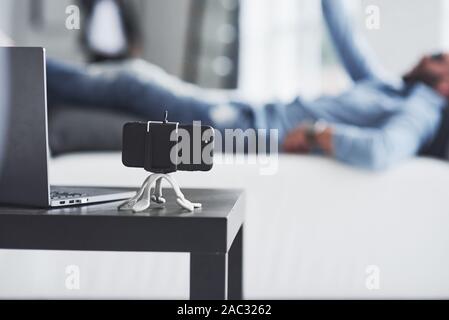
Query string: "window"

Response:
xmin=239 ymin=0 xmax=322 ymax=102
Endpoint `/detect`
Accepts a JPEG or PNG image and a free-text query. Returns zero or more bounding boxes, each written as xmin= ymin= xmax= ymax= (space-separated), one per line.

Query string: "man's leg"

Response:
xmin=46 ymin=59 xmax=254 ymax=129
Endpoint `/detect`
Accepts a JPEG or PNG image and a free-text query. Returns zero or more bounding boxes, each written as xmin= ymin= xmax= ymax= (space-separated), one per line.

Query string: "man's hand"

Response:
xmin=282 ymin=123 xmax=334 ymax=155
xmin=282 ymin=126 xmax=310 ymax=153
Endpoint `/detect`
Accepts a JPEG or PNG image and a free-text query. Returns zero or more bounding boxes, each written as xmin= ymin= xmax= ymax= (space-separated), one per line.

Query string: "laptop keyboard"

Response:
xmin=50 ymin=191 xmax=87 ymax=200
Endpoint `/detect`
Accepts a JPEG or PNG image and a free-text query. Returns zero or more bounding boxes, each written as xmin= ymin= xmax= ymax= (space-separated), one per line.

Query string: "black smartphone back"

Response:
xmin=122 ymin=122 xmax=146 ymax=168
xmin=145 ymin=122 xmax=179 ymax=173
xmin=177 ymin=124 xmax=214 ymax=172
xmin=122 ymin=122 xmax=214 ymax=172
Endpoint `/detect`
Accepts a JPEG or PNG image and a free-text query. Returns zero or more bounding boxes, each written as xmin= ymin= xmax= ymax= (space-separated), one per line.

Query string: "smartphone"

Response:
xmin=122 ymin=121 xmax=214 ymax=173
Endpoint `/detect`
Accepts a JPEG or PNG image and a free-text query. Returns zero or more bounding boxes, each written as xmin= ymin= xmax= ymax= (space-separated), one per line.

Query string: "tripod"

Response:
xmin=118 ymin=173 xmax=202 ymax=212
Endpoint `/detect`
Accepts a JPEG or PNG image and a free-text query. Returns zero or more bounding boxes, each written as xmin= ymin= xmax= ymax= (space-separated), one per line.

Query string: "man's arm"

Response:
xmin=284 ymin=84 xmax=446 ymax=170
xmin=321 ymin=0 xmax=395 ymax=83
xmin=331 ymin=84 xmax=445 ymax=169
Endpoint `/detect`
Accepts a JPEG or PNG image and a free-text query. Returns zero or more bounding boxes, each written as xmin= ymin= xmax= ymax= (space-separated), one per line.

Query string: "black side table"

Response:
xmin=0 ymin=188 xmax=245 ymax=300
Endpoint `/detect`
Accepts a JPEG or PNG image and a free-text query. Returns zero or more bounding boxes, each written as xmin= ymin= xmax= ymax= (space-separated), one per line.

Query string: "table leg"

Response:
xmin=228 ymin=225 xmax=243 ymax=300
xmin=190 ymin=225 xmax=244 ymax=300
xmin=190 ymin=251 xmax=228 ymax=300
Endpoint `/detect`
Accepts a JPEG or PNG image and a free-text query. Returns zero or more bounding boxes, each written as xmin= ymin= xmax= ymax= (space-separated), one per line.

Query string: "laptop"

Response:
xmin=0 ymin=47 xmax=135 ymax=207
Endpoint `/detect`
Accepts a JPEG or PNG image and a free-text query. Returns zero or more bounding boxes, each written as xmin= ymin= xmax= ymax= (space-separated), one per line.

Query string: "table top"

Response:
xmin=0 ymin=188 xmax=245 ymax=253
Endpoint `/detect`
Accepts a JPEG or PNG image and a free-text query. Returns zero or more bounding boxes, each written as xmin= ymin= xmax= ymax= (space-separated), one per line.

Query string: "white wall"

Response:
xmin=359 ymin=0 xmax=447 ymax=76
xmin=239 ymin=0 xmax=449 ymax=100
xmin=0 ymin=0 xmax=13 ymax=35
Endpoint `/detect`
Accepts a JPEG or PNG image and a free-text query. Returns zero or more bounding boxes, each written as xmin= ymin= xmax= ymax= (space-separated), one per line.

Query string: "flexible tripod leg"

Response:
xmin=119 ymin=173 xmax=202 ymax=212
xmin=163 ymin=174 xmax=202 ymax=211
xmin=132 ymin=174 xmax=164 ymax=212
xmin=151 ymin=177 xmax=166 ymax=204
xmin=118 ymin=174 xmax=152 ymax=211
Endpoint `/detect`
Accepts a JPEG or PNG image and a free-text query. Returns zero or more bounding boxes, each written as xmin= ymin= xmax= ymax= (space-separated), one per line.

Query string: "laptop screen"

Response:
xmin=0 ymin=48 xmax=8 ymax=171
xmin=0 ymin=47 xmax=50 ymax=207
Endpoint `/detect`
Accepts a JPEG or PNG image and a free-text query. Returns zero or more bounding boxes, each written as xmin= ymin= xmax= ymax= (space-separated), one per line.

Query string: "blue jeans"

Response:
xmin=46 ymin=59 xmax=256 ymax=133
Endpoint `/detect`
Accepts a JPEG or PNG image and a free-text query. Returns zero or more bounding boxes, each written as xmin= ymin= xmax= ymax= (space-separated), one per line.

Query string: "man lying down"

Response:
xmin=2 ymin=0 xmax=449 ymax=170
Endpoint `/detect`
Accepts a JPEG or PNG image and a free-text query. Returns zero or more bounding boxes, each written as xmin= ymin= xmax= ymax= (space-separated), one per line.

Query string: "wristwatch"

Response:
xmin=305 ymin=120 xmax=328 ymax=149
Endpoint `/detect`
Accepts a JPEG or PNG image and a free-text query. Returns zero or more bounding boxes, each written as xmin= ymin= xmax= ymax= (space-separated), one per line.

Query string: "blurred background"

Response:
xmin=1 ymin=0 xmax=448 ymax=99
xmin=2 ymin=1 xmax=449 ymax=299
xmin=1 ymin=0 xmax=449 ymax=154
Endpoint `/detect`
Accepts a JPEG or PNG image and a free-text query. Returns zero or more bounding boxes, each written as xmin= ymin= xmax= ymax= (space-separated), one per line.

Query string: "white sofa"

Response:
xmin=1 ymin=153 xmax=449 ymax=299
